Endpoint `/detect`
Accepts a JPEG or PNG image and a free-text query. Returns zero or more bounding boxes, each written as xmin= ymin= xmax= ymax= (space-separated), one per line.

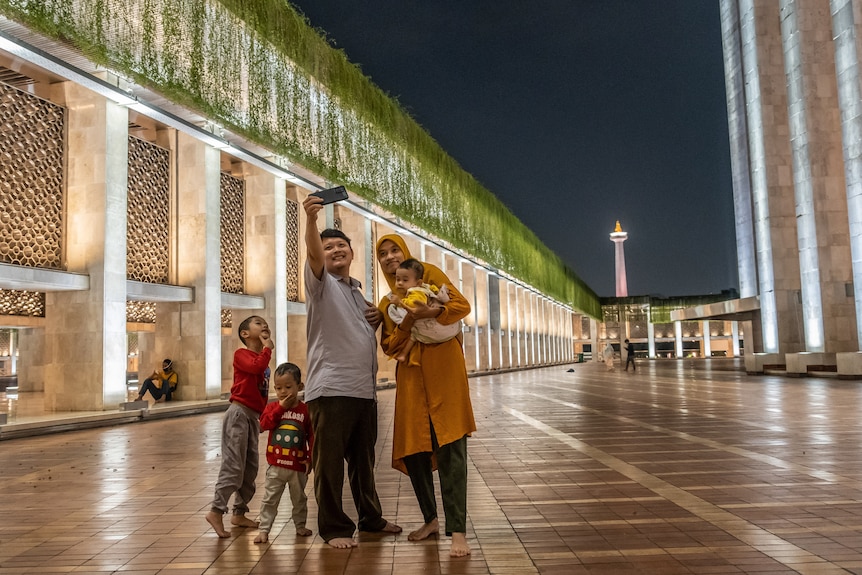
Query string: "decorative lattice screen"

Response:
xmin=127 ymin=135 xmax=171 ymax=283
xmin=286 ymin=198 xmax=300 ymax=301
xmin=220 ymin=173 xmax=245 ymax=294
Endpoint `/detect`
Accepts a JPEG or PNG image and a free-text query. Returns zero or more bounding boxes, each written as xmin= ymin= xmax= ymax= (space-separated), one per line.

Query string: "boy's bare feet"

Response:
xmin=296 ymin=527 xmax=313 ymax=537
xmin=230 ymin=514 xmax=259 ymax=528
xmin=205 ymin=510 xmax=230 ymax=538
xmin=408 ymin=518 xmax=439 ymax=541
xmin=450 ymin=532 xmax=471 ymax=557
xmin=327 ymin=537 xmax=358 ymax=548
xmin=253 ymin=531 xmax=269 ymax=544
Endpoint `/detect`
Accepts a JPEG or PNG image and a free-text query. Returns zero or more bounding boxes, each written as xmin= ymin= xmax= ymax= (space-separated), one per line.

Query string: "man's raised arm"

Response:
xmin=303 ymin=195 xmax=325 ymax=280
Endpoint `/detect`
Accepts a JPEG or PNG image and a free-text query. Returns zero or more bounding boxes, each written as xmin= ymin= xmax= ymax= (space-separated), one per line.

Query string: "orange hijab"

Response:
xmin=376 ymin=233 xmax=416 ymax=292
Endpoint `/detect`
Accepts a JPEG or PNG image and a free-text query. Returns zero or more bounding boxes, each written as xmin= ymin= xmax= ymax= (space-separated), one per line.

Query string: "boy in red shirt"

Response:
xmin=206 ymin=315 xmax=274 ymax=538
xmin=254 ymin=362 xmax=314 ymax=543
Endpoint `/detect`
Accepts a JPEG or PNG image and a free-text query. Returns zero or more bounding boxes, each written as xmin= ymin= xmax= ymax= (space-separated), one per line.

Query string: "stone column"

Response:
xmin=459 ymin=261 xmax=478 ymax=372
xmin=739 ymin=0 xmax=802 ymax=355
xmin=474 ymin=266 xmax=489 ymax=370
xmin=721 ymin=0 xmax=759 ymax=299
xmin=832 ymin=0 xmax=862 ymax=348
xmin=647 ymin=306 xmax=657 ymax=358
xmin=172 ymin=133 xmax=222 ymax=399
xmin=732 ymin=320 xmax=741 ymax=357
xmin=44 ymin=82 xmax=128 ymax=410
xmin=243 ymin=164 xmax=287 ymax=364
xmin=703 ymin=320 xmax=712 ymax=358
xmin=782 ymin=0 xmax=853 ymax=353
xmin=674 ymin=321 xmax=684 ymax=359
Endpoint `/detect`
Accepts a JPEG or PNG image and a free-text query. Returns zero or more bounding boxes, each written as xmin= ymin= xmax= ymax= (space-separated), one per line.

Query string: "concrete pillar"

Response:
xmin=243 ymin=164 xmax=287 ymax=365
xmin=173 ymin=132 xmax=222 ymax=399
xmin=721 ymin=0 xmax=760 ymax=299
xmin=739 ymin=0 xmax=802 ymax=354
xmin=44 ymin=83 xmax=128 ymax=410
xmin=674 ymin=321 xmax=683 ymax=359
xmin=782 ymin=0 xmax=854 ymax=352
xmin=703 ymin=320 xmax=712 ymax=358
xmin=732 ymin=320 xmax=741 ymax=356
xmin=647 ymin=306 xmax=657 ymax=358
xmin=831 ymin=0 xmax=862 ymax=349
xmin=474 ymin=266 xmax=489 ymax=370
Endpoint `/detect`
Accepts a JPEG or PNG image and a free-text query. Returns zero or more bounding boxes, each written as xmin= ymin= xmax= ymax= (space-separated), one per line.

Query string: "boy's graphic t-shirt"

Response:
xmin=260 ymin=400 xmax=313 ymax=473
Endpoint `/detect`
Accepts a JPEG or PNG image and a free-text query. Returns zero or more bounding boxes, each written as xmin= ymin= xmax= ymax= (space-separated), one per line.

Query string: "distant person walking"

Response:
xmin=602 ymin=342 xmax=615 ymax=371
xmin=624 ymin=339 xmax=636 ymax=372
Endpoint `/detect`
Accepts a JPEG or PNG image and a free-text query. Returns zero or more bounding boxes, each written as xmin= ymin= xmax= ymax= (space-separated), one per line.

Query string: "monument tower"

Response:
xmin=610 ymin=220 xmax=628 ymax=297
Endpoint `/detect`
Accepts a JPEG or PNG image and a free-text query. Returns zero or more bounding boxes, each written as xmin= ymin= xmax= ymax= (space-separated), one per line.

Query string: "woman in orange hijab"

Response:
xmin=375 ymin=234 xmax=476 ymax=557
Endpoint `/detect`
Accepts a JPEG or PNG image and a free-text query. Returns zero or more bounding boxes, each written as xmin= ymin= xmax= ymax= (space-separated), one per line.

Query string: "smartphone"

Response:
xmin=311 ymin=185 xmax=349 ymax=205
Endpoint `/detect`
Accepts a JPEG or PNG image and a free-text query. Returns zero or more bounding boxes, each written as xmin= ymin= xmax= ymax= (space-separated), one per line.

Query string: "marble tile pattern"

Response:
xmin=1 ymin=358 xmax=861 ymax=574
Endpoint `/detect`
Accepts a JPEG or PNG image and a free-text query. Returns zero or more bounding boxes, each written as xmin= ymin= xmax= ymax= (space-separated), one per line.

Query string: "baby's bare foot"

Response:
xmin=230 ymin=514 xmax=259 ymax=528
xmin=254 ymin=531 xmax=269 ymax=544
xmin=408 ymin=518 xmax=439 ymax=541
xmin=296 ymin=527 xmax=312 ymax=537
xmin=205 ymin=510 xmax=230 ymax=538
xmin=327 ymin=537 xmax=358 ymax=548
xmin=450 ymin=532 xmax=471 ymax=557
xmin=396 ymin=354 xmax=408 ymax=363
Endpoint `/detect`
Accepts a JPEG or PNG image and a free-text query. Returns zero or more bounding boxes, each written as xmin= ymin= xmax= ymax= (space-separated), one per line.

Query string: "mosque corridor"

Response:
xmin=1 ymin=359 xmax=861 ymax=574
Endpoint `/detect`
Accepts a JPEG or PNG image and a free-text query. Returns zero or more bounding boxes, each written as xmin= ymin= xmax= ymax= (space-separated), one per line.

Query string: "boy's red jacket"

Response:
xmin=231 ymin=347 xmax=272 ymax=413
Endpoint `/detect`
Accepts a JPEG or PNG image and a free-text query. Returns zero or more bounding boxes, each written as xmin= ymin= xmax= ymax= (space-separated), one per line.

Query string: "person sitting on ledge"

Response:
xmin=135 ymin=359 xmax=178 ymax=403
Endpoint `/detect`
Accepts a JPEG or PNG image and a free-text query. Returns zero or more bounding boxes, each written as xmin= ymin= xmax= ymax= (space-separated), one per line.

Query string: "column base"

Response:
xmin=744 ymin=352 xmax=784 ymax=375
xmin=837 ymin=352 xmax=862 ymax=380
xmin=785 ymin=352 xmax=836 ymax=377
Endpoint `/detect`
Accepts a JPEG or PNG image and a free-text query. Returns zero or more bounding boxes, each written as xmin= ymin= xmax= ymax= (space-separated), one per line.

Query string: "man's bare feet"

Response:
xmin=408 ymin=518 xmax=439 ymax=541
xmin=450 ymin=532 xmax=471 ymax=558
xmin=230 ymin=514 xmax=259 ymax=528
xmin=380 ymin=520 xmax=402 ymax=534
xmin=296 ymin=527 xmax=313 ymax=537
xmin=205 ymin=510 xmax=231 ymax=538
xmin=327 ymin=537 xmax=358 ymax=548
xmin=253 ymin=531 xmax=269 ymax=544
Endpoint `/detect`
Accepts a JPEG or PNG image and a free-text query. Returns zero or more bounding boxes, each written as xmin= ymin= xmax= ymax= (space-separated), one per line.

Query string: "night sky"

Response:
xmin=288 ymin=1 xmax=738 ymax=298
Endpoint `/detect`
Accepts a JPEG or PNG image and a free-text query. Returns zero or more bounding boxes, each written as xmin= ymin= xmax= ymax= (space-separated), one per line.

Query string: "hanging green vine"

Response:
xmin=0 ymin=0 xmax=601 ymax=317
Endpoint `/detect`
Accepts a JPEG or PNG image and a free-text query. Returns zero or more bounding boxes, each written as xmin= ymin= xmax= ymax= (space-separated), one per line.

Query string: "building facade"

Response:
xmin=0 ymin=2 xmax=586 ymax=413
xmin=717 ymin=0 xmax=862 ymax=376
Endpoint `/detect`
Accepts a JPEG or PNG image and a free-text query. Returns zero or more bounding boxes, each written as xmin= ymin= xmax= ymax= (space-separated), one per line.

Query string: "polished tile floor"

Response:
xmin=1 ymin=358 xmax=862 ymax=574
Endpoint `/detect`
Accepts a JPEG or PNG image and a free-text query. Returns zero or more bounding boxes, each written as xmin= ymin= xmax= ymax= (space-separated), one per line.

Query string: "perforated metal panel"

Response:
xmin=127 ymin=136 xmax=170 ymax=283
xmin=285 ymin=198 xmax=299 ymax=301
xmin=220 ymin=173 xmax=244 ymax=294
xmin=0 ymin=80 xmax=65 ymax=269
xmin=0 ymin=290 xmax=45 ymax=317
xmin=126 ymin=301 xmax=156 ymax=323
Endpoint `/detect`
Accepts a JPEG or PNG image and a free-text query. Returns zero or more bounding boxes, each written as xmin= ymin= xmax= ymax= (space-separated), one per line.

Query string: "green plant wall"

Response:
xmin=0 ymin=0 xmax=601 ymax=317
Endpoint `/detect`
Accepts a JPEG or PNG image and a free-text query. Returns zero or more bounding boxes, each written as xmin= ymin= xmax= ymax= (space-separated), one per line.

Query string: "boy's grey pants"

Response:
xmin=211 ymin=402 xmax=260 ymax=515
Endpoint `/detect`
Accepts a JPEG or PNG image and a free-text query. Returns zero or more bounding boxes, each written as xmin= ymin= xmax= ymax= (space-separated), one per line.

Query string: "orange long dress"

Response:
xmin=376 ymin=234 xmax=477 ymax=474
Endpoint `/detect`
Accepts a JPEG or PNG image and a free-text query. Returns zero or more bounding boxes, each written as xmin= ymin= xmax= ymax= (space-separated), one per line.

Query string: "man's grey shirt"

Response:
xmin=304 ymin=261 xmax=378 ymax=402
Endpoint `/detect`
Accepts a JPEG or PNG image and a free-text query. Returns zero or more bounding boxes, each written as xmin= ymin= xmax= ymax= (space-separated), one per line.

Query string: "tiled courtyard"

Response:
xmin=2 ymin=358 xmax=862 ymax=574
